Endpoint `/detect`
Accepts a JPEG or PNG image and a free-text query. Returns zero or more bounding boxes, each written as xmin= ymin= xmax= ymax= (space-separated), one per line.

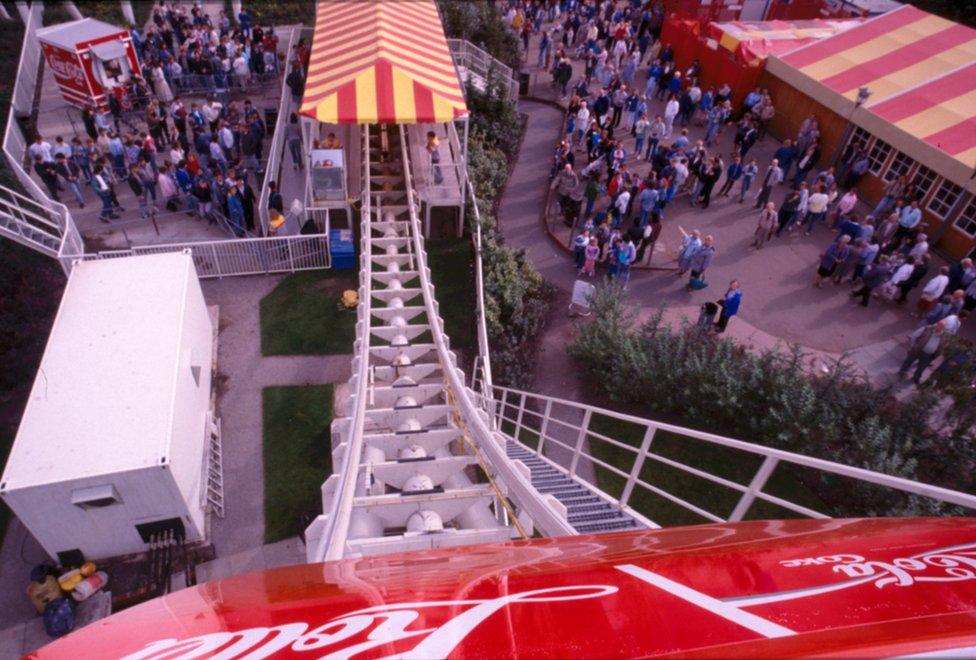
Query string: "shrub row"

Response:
xmin=569 ymin=284 xmax=976 ymax=517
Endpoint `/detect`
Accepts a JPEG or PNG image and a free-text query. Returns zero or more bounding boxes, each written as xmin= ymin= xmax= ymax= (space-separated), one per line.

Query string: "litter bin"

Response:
xmin=518 ymin=72 xmax=530 ymax=96
xmin=329 ymin=229 xmax=355 ymax=269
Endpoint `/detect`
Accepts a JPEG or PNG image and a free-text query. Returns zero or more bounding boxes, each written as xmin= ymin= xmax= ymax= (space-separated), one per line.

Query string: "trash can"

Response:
xmin=518 ymin=72 xmax=530 ymax=96
xmin=329 ymin=229 xmax=355 ymax=269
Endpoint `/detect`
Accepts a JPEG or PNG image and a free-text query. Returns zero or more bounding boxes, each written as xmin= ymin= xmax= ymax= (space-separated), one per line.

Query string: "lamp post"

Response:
xmin=832 ymin=86 xmax=871 ymax=167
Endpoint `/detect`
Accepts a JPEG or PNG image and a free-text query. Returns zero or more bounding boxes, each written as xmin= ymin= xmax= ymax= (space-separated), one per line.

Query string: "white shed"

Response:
xmin=0 ymin=253 xmax=214 ymax=561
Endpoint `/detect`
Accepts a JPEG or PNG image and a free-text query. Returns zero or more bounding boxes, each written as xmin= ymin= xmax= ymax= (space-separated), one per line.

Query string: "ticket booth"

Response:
xmin=37 ymin=18 xmax=141 ymax=109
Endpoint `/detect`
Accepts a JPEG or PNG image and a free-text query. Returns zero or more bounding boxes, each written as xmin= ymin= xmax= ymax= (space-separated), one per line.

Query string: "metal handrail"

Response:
xmin=400 ymin=124 xmax=576 ymax=538
xmin=467 ymin=178 xmax=494 ymax=395
xmin=258 ymin=26 xmax=305 ymax=235
xmin=315 ymin=124 xmax=373 ymax=562
xmin=475 ymin=382 xmax=976 ymax=522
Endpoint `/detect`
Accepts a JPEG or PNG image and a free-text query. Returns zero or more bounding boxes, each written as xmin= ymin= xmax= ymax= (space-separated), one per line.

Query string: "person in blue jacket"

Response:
xmin=715 ymin=280 xmax=742 ymax=333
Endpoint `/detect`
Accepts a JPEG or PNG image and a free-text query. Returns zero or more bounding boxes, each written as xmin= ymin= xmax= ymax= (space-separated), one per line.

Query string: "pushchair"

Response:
xmin=696 ymin=301 xmax=718 ymax=331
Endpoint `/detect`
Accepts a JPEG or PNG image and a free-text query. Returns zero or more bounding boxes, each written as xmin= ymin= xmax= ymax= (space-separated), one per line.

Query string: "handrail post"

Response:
xmin=514 ymin=392 xmax=527 ymax=444
xmin=536 ymin=399 xmax=553 ymax=456
xmin=729 ymin=456 xmax=779 ymax=522
xmin=569 ymin=409 xmax=592 ymax=477
xmin=620 ymin=426 xmax=656 ymax=508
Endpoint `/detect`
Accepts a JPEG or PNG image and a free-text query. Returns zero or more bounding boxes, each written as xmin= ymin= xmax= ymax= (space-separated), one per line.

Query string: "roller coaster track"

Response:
xmin=303 ymin=124 xmax=653 ymax=561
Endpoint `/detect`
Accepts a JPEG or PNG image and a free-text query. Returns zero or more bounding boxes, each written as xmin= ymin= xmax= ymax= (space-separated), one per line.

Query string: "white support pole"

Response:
xmin=0 ymin=4 xmax=12 ymax=20
xmin=120 ymin=0 xmax=135 ymax=25
xmin=62 ymin=1 xmax=83 ymax=20
xmin=620 ymin=426 xmax=656 ymax=508
xmin=14 ymin=1 xmax=29 ymax=23
xmin=569 ymin=409 xmax=592 ymax=477
xmin=728 ymin=456 xmax=779 ymax=522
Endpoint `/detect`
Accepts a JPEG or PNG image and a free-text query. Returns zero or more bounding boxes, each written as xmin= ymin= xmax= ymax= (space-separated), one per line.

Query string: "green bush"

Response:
xmin=568 ymin=284 xmax=976 ymax=517
xmin=480 ymin=223 xmax=554 ymax=388
xmin=438 ymin=0 xmax=522 ymax=72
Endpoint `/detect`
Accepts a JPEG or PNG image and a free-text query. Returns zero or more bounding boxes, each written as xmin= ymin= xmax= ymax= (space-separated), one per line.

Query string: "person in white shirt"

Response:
xmin=803 ymin=185 xmax=830 ymax=234
xmin=202 ymin=99 xmax=223 ymax=132
xmin=916 ymin=266 xmax=950 ymax=316
xmin=574 ymin=103 xmax=589 ymax=148
xmin=28 ymin=136 xmax=54 ymax=163
xmin=908 ymin=233 xmax=929 ymax=262
xmin=613 ymin=189 xmax=631 ymax=226
xmin=664 ymin=96 xmax=680 ymax=138
xmin=233 ymin=54 xmax=250 ymax=90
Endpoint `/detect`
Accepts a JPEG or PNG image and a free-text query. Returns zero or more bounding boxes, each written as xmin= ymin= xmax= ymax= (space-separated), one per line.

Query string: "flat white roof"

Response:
xmin=36 ymin=18 xmax=128 ymax=51
xmin=1 ymin=254 xmax=195 ymax=490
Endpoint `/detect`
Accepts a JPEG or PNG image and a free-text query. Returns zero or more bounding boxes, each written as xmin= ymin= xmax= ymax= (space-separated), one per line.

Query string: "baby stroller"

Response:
xmin=696 ymin=301 xmax=718 ymax=332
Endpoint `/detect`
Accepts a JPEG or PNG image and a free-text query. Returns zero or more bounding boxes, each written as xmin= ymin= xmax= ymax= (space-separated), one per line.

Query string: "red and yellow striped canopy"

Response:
xmin=299 ymin=0 xmax=469 ymax=125
xmin=779 ymin=6 xmax=976 ymax=105
xmin=869 ymin=63 xmax=976 ymax=171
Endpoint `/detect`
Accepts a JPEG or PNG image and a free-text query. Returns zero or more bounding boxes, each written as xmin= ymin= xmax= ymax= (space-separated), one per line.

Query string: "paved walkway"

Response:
xmin=201 ymin=275 xmax=350 ymax=556
xmin=500 ymin=99 xmax=973 ymax=394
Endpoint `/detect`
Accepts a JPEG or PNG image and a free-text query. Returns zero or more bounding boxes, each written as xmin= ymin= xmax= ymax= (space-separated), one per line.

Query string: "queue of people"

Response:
xmin=30 ymin=2 xmax=307 ymax=238
xmin=517 ymin=0 xmax=973 ymax=373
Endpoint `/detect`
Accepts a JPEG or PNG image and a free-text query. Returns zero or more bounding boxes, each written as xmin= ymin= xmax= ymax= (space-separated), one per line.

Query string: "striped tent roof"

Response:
xmin=766 ymin=5 xmax=976 ymax=184
xmin=298 ymin=0 xmax=469 ymax=125
xmin=868 ymin=62 xmax=976 ymax=172
xmin=778 ymin=5 xmax=976 ymax=104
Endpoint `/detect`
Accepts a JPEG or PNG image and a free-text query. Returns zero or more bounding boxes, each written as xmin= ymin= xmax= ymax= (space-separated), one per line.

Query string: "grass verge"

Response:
xmin=262 ymin=384 xmax=333 ymax=544
xmin=260 ymin=270 xmax=358 ymax=356
xmin=426 ymin=238 xmax=474 ymax=352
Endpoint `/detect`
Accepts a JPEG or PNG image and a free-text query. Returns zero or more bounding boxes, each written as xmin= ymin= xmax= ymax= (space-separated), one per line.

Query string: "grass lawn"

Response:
xmin=586 ymin=413 xmax=832 ymax=526
xmin=260 ymin=270 xmax=358 ymax=356
xmin=262 ymin=385 xmax=333 ymax=544
xmin=426 ymin=238 xmax=475 ymax=352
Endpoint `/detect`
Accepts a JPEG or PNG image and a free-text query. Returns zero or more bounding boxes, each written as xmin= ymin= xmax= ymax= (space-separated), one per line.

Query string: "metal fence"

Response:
xmin=471 ymin=381 xmax=976 ymax=526
xmin=258 ymin=26 xmax=307 ymax=236
xmin=81 ymin=233 xmax=330 ymax=277
xmin=447 ymin=38 xmax=519 ymax=100
xmin=12 ymin=2 xmax=42 ymax=116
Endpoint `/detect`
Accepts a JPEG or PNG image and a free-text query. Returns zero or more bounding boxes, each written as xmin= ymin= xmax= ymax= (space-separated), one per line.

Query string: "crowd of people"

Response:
xmin=29 ymin=1 xmax=310 ymax=237
xmin=516 ymin=0 xmax=974 ymax=379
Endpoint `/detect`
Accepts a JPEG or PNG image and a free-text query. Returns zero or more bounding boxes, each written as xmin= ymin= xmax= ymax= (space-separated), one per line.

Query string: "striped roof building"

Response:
xmin=766 ymin=5 xmax=976 ymax=188
xmin=298 ymin=0 xmax=469 ymax=125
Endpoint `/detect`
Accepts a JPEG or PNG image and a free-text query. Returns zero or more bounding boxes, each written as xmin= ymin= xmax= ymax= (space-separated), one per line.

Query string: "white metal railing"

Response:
xmin=80 ymin=233 xmax=330 ymax=277
xmin=400 ymin=124 xmax=576 ymax=538
xmin=471 ymin=382 xmax=976 ymax=524
xmin=447 ymin=38 xmax=518 ymax=100
xmin=467 ymin=178 xmax=494 ymax=397
xmin=315 ymin=124 xmax=372 ymax=562
xmin=258 ymin=25 xmax=305 ymax=235
xmin=12 ymin=2 xmax=42 ymax=116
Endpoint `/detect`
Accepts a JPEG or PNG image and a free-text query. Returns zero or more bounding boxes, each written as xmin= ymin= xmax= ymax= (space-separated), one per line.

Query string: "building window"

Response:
xmin=928 ymin=180 xmax=964 ymax=219
xmin=912 ymin=165 xmax=939 ymax=202
xmin=848 ymin=127 xmax=872 ymax=151
xmin=884 ymin=152 xmax=914 ymax=183
xmin=956 ymin=197 xmax=976 ymax=238
xmin=867 ymin=139 xmax=892 ymax=175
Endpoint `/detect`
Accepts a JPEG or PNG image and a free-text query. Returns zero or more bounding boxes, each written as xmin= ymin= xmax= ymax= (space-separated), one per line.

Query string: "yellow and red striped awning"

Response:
xmin=299 ymin=0 xmax=469 ymax=125
xmin=868 ymin=63 xmax=976 ymax=171
xmin=779 ymin=6 xmax=976 ymax=105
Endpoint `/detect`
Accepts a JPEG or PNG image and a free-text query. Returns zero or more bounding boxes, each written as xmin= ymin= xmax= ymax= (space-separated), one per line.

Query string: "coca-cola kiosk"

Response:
xmin=36 ymin=18 xmax=141 ymax=110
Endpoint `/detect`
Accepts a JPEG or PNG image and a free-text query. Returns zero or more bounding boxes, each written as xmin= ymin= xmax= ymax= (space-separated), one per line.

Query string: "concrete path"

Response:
xmin=501 ymin=99 xmax=972 ymax=395
xmin=201 ymin=275 xmax=351 ymax=557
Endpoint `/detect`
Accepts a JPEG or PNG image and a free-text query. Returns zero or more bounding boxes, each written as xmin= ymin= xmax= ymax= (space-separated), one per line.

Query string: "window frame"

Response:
xmin=955 ymin=196 xmax=976 ymax=238
xmin=927 ymin=179 xmax=964 ymax=220
xmin=866 ymin=138 xmax=892 ymax=175
xmin=883 ymin=152 xmax=915 ymax=183
xmin=911 ymin=165 xmax=939 ymax=204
